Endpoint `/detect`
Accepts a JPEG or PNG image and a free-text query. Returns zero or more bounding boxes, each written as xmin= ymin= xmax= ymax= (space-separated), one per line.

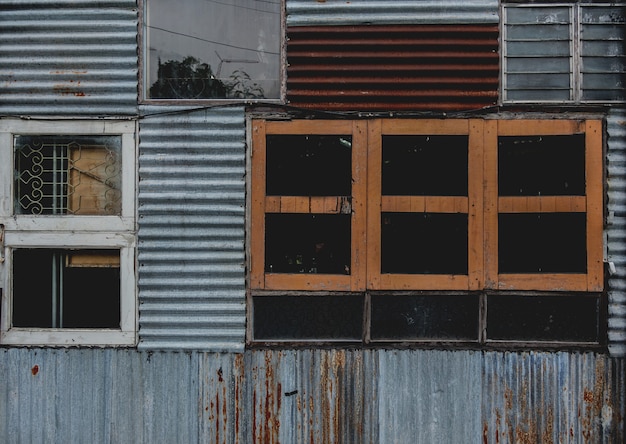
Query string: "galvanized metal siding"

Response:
xmin=138 ymin=106 xmax=246 ymax=351
xmin=286 ymin=0 xmax=499 ymax=26
xmin=286 ymin=24 xmax=499 ymax=111
xmin=0 ymin=0 xmax=138 ymax=116
xmin=1 ymin=349 xmax=623 ymax=443
xmin=608 ymin=108 xmax=626 ymax=357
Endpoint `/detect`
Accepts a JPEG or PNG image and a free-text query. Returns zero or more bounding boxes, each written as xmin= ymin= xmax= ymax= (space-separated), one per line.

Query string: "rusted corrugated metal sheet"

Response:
xmin=1 ymin=349 xmax=623 ymax=443
xmin=137 ymin=106 xmax=246 ymax=351
xmin=286 ymin=0 xmax=499 ymax=26
xmin=607 ymin=108 xmax=626 ymax=358
xmin=286 ymin=24 xmax=499 ymax=111
xmin=0 ymin=0 xmax=138 ymax=116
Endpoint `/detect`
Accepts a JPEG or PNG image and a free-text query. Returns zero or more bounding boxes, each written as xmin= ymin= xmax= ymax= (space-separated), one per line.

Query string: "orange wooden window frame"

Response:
xmin=251 ymin=118 xmax=604 ymax=292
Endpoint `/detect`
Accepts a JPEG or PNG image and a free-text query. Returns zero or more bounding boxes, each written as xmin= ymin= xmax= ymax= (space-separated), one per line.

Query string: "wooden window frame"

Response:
xmin=251 ymin=118 xmax=604 ymax=294
xmin=0 ymin=119 xmax=137 ymax=346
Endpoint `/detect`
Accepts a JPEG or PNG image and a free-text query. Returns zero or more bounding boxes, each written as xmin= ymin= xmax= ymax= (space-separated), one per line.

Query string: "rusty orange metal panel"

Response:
xmin=286 ymin=24 xmax=499 ymax=112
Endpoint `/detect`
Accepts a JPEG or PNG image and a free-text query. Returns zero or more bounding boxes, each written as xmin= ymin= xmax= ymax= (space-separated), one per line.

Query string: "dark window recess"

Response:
xmin=487 ymin=294 xmax=600 ymax=342
xmin=266 ymin=135 xmax=352 ymax=196
xmin=382 ymin=135 xmax=468 ymax=196
xmin=498 ymin=135 xmax=586 ymax=196
xmin=265 ymin=214 xmax=351 ymax=274
xmin=381 ymin=213 xmax=468 ymax=274
xmin=253 ymin=295 xmax=364 ymax=340
xmin=370 ymin=294 xmax=479 ymax=340
xmin=12 ymin=249 xmax=120 ymax=328
xmin=499 ymin=213 xmax=586 ymax=273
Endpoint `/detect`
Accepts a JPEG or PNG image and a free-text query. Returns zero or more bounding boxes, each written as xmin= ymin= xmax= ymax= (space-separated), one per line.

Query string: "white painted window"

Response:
xmin=502 ymin=3 xmax=625 ymax=103
xmin=0 ymin=119 xmax=137 ymax=346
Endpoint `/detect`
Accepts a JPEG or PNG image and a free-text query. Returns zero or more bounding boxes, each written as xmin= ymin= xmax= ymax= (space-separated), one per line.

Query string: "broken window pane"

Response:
xmin=382 ymin=135 xmax=468 ymax=196
xmin=12 ymin=249 xmax=121 ymax=328
xmin=265 ymin=214 xmax=351 ymax=274
xmin=487 ymin=294 xmax=600 ymax=342
xmin=498 ymin=135 xmax=585 ymax=196
xmin=146 ymin=0 xmax=281 ymax=99
xmin=370 ymin=294 xmax=479 ymax=340
xmin=499 ymin=213 xmax=586 ymax=273
xmin=381 ymin=213 xmax=468 ymax=274
xmin=253 ymin=295 xmax=363 ymax=340
xmin=266 ymin=135 xmax=352 ymax=196
xmin=14 ymin=135 xmax=122 ymax=215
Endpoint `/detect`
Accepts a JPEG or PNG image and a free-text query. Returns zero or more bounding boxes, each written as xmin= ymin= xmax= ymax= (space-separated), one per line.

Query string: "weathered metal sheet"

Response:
xmin=607 ymin=108 xmax=626 ymax=358
xmin=1 ymin=349 xmax=623 ymax=443
xmin=286 ymin=24 xmax=499 ymax=111
xmin=138 ymin=106 xmax=246 ymax=351
xmin=286 ymin=0 xmax=499 ymax=26
xmin=0 ymin=0 xmax=138 ymax=116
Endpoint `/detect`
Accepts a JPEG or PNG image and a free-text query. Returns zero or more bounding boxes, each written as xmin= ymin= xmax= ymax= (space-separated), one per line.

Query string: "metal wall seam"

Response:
xmin=607 ymin=108 xmax=626 ymax=357
xmin=0 ymin=0 xmax=138 ymax=117
xmin=286 ymin=0 xmax=499 ymax=27
xmin=137 ymin=106 xmax=247 ymax=352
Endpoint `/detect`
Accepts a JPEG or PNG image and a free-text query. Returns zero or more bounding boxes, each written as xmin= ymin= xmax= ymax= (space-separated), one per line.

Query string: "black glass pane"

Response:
xmin=487 ymin=295 xmax=600 ymax=342
xmin=370 ymin=294 xmax=479 ymax=340
xmin=382 ymin=135 xmax=468 ymax=196
xmin=381 ymin=213 xmax=468 ymax=274
xmin=499 ymin=135 xmax=585 ymax=196
xmin=12 ymin=249 xmax=120 ymax=328
xmin=266 ymin=135 xmax=352 ymax=196
xmin=265 ymin=214 xmax=351 ymax=274
xmin=253 ymin=295 xmax=363 ymax=340
xmin=499 ymin=213 xmax=586 ymax=273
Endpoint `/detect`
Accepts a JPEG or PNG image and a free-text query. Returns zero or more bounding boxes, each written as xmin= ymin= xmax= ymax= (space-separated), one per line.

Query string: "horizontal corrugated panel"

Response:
xmin=0 ymin=0 xmax=138 ymax=116
xmin=1 ymin=349 xmax=623 ymax=443
xmin=581 ymin=6 xmax=626 ymax=102
xmin=286 ymin=0 xmax=499 ymax=26
xmin=138 ymin=106 xmax=246 ymax=351
xmin=607 ymin=108 xmax=626 ymax=357
xmin=286 ymin=24 xmax=499 ymax=111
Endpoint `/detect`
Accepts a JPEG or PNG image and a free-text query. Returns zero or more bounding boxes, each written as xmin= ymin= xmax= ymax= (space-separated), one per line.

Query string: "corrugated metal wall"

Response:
xmin=0 ymin=349 xmax=623 ymax=443
xmin=286 ymin=0 xmax=499 ymax=26
xmin=608 ymin=108 xmax=626 ymax=357
xmin=137 ymin=106 xmax=246 ymax=351
xmin=286 ymin=24 xmax=499 ymax=111
xmin=0 ymin=0 xmax=138 ymax=116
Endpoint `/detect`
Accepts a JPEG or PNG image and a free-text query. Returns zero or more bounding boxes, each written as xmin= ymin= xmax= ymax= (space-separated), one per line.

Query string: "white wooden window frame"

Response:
xmin=0 ymin=119 xmax=137 ymax=346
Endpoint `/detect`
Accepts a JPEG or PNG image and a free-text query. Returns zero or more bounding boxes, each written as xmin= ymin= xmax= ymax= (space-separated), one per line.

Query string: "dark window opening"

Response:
xmin=382 ymin=135 xmax=468 ymax=196
xmin=381 ymin=213 xmax=468 ymax=274
xmin=12 ymin=249 xmax=121 ymax=329
xmin=265 ymin=214 xmax=351 ymax=274
xmin=266 ymin=135 xmax=352 ymax=196
xmin=498 ymin=135 xmax=585 ymax=196
xmin=499 ymin=213 xmax=587 ymax=273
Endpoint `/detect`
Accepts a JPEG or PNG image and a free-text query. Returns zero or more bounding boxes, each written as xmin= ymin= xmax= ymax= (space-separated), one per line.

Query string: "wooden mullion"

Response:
xmin=468 ymin=119 xmax=484 ymax=290
xmin=381 ymin=196 xmax=468 ymax=213
xmin=367 ymin=119 xmax=383 ymax=289
xmin=483 ymin=120 xmax=499 ymax=289
xmin=378 ymin=274 xmax=469 ymax=291
xmin=497 ymin=120 xmax=585 ymax=136
xmin=498 ymin=274 xmax=589 ymax=291
xmin=265 ymin=120 xmax=354 ymax=134
xmin=585 ymin=120 xmax=604 ymax=291
xmin=250 ymin=120 xmax=267 ymax=289
xmin=381 ymin=119 xmax=469 ymax=135
xmin=265 ymin=273 xmax=352 ymax=291
xmin=498 ymin=196 xmax=586 ymax=213
xmin=351 ymin=120 xmax=368 ymax=291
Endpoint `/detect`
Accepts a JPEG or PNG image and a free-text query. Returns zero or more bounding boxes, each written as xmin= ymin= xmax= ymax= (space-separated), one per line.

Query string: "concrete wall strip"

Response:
xmin=286 ymin=0 xmax=499 ymax=27
xmin=0 ymin=0 xmax=138 ymax=116
xmin=138 ymin=106 xmax=247 ymax=351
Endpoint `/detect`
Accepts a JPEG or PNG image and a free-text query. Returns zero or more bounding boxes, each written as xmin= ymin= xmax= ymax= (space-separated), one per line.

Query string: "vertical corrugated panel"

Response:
xmin=0 ymin=348 xmax=200 ymax=444
xmin=286 ymin=24 xmax=499 ymax=111
xmin=0 ymin=0 xmax=138 ymax=116
xmin=580 ymin=6 xmax=626 ymax=102
xmin=286 ymin=0 xmax=499 ymax=26
xmin=503 ymin=5 xmax=573 ymax=102
xmin=138 ymin=106 xmax=246 ymax=351
xmin=0 ymin=349 xmax=624 ymax=443
xmin=608 ymin=108 xmax=626 ymax=357
xmin=482 ymin=352 xmax=625 ymax=444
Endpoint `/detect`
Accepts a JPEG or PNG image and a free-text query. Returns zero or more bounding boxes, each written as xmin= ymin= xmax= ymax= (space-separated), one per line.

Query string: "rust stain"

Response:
xmin=53 ymin=80 xmax=86 ymax=97
xmin=31 ymin=365 xmax=39 ymax=376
